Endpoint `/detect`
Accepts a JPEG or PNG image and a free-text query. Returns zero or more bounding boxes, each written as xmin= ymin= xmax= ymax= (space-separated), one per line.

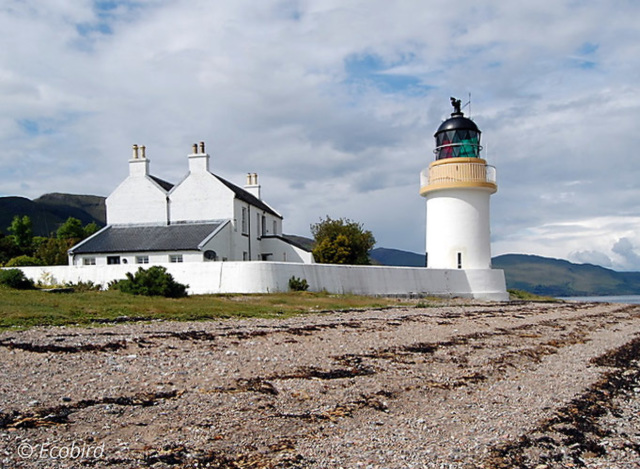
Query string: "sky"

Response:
xmin=2 ymin=0 xmax=640 ymax=270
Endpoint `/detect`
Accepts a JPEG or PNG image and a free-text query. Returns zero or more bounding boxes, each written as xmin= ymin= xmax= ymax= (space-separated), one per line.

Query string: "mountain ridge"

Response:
xmin=0 ymin=193 xmax=106 ymax=237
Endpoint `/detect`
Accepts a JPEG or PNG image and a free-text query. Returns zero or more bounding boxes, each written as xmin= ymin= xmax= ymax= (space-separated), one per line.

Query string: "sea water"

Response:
xmin=559 ymin=295 xmax=640 ymax=304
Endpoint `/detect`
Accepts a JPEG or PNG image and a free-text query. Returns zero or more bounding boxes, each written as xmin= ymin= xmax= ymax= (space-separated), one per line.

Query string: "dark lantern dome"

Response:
xmin=435 ymin=114 xmax=480 ymax=135
xmin=433 ymin=98 xmax=482 ymax=160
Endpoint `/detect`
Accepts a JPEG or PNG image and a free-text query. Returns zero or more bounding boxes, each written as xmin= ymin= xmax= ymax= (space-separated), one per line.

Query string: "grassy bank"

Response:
xmin=0 ymin=286 xmax=406 ymax=330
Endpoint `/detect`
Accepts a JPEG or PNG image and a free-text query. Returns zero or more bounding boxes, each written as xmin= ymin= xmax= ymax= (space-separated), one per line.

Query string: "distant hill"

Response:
xmin=492 ymin=254 xmax=640 ymax=297
xmin=282 ymin=234 xmax=314 ymax=252
xmin=370 ymin=247 xmax=425 ymax=267
xmin=0 ymin=193 xmax=106 ymax=237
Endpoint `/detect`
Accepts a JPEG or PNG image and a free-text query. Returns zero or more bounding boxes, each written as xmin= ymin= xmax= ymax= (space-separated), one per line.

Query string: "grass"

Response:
xmin=0 ymin=286 xmax=409 ymax=330
xmin=508 ymin=289 xmax=560 ymax=302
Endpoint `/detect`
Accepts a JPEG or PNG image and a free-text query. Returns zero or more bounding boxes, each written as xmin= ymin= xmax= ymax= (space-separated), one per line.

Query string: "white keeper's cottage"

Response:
xmin=68 ymin=142 xmax=313 ymax=266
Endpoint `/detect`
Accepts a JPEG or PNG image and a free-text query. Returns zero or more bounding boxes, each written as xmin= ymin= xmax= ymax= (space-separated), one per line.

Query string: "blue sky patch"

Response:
xmin=344 ymin=53 xmax=432 ymax=95
xmin=76 ymin=21 xmax=113 ymax=36
xmin=95 ymin=0 xmax=120 ymax=11
xmin=572 ymin=42 xmax=598 ymax=69
xmin=578 ymin=42 xmax=599 ymax=55
xmin=18 ymin=119 xmax=42 ymax=136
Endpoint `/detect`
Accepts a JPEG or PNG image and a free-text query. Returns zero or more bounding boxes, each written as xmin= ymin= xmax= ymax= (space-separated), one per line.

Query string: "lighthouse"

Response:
xmin=420 ymin=98 xmax=497 ymax=270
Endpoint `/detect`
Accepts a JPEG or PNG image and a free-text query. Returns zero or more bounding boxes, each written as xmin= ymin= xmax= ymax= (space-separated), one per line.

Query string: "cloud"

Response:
xmin=611 ymin=237 xmax=640 ymax=271
xmin=1 ymin=1 xmax=640 ymax=265
xmin=569 ymin=250 xmax=613 ymax=269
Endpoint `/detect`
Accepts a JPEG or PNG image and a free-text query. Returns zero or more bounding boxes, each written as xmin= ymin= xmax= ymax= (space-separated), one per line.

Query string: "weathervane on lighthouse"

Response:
xmin=420 ymin=97 xmax=498 ymax=270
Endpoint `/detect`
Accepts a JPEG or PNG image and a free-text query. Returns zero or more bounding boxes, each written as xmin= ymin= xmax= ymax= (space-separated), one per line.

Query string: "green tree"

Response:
xmin=57 ymin=217 xmax=85 ymax=240
xmin=0 ymin=234 xmax=22 ymax=266
xmin=35 ymin=238 xmax=75 ymax=265
xmin=8 ymin=215 xmax=33 ymax=250
xmin=83 ymin=222 xmax=100 ymax=238
xmin=310 ymin=216 xmax=376 ymax=265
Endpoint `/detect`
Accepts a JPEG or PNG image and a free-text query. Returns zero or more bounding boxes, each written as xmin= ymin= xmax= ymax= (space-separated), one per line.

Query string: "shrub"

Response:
xmin=6 ymin=255 xmax=44 ymax=267
xmin=288 ymin=276 xmax=309 ymax=292
xmin=110 ymin=266 xmax=188 ymax=298
xmin=0 ymin=269 xmax=34 ymax=289
xmin=64 ymin=280 xmax=102 ymax=292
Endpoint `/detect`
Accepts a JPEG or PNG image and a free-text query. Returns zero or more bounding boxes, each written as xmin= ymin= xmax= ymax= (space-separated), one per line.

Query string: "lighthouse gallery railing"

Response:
xmin=420 ymin=161 xmax=496 ymax=187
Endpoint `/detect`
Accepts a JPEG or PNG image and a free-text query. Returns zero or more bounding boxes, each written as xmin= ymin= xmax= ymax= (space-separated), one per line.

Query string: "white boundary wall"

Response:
xmin=14 ymin=262 xmax=508 ymax=301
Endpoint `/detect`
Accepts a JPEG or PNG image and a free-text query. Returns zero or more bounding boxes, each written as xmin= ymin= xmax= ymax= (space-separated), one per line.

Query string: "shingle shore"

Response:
xmin=1 ymin=300 xmax=639 ymax=468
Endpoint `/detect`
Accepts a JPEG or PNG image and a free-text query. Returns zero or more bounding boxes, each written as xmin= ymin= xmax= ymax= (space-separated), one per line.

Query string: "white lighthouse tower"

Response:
xmin=420 ymin=98 xmax=497 ymax=270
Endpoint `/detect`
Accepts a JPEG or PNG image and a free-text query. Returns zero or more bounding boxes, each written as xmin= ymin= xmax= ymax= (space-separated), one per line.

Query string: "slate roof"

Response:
xmin=149 ymin=175 xmax=174 ymax=191
xmin=267 ymin=234 xmax=313 ymax=252
xmin=214 ymin=175 xmax=281 ymax=218
xmin=70 ymin=222 xmax=225 ymax=254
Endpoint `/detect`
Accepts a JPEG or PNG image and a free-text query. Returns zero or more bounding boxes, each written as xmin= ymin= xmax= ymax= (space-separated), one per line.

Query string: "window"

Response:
xmin=136 ymin=256 xmax=149 ymax=264
xmin=241 ymin=207 xmax=248 ymax=234
xmin=273 ymin=220 xmax=277 ymax=236
xmin=262 ymin=215 xmax=266 ymax=236
xmin=243 ymin=251 xmax=248 ymax=261
xmin=83 ymin=257 xmax=96 ymax=266
xmin=107 ymin=256 xmax=120 ymax=265
xmin=256 ymin=213 xmax=261 ymax=238
xmin=169 ymin=254 xmax=183 ymax=263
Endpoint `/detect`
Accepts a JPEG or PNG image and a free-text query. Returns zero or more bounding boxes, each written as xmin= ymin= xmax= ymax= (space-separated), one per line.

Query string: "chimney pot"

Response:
xmin=132 ymin=144 xmax=139 ymax=159
xmin=199 ymin=141 xmax=205 ymax=154
xmin=140 ymin=145 xmax=146 ymax=159
xmin=192 ymin=143 xmax=198 ymax=154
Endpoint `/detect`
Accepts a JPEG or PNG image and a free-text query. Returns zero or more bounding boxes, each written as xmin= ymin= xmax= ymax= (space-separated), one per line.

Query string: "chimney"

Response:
xmin=244 ymin=172 xmax=261 ymax=199
xmin=129 ymin=144 xmax=150 ymax=177
xmin=188 ymin=141 xmax=210 ymax=172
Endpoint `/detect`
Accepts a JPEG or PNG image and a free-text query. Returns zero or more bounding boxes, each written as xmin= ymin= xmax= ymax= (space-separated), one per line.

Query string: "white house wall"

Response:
xmin=73 ymin=251 xmax=207 ymax=266
xmin=13 ymin=263 xmax=509 ymax=301
xmin=106 ymin=177 xmax=168 ymax=225
xmin=169 ymin=171 xmax=235 ymax=223
xmin=232 ymin=200 xmax=284 ymax=261
xmin=200 ymin=222 xmax=233 ymax=261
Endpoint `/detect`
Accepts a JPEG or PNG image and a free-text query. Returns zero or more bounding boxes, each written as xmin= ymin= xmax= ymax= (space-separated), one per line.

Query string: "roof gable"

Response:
xmin=214 ymin=175 xmax=281 ymax=218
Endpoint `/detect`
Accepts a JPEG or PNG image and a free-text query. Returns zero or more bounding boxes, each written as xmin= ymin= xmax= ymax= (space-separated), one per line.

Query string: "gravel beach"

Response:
xmin=1 ymin=300 xmax=639 ymax=468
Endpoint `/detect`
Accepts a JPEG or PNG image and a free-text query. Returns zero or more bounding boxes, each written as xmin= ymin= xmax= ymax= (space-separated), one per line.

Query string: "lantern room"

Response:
xmin=434 ymin=97 xmax=482 ymax=160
